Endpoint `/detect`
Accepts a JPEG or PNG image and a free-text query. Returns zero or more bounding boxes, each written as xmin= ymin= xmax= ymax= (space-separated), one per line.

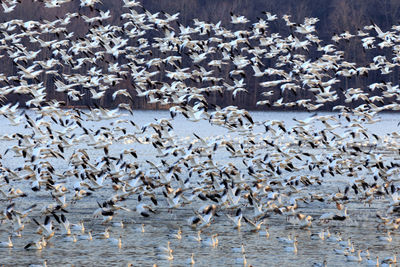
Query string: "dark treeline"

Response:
xmin=1 ymin=0 xmax=400 ymax=110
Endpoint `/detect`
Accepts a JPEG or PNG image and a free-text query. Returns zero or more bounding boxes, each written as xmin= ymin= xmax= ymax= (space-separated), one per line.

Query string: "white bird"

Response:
xmin=169 ymin=228 xmax=182 ymax=240
xmin=77 ymin=231 xmax=93 ymax=241
xmin=122 ymin=0 xmax=142 ymax=8
xmin=108 ymin=236 xmax=122 ymax=249
xmin=112 ymin=221 xmax=124 ymax=228
xmin=62 ymin=235 xmax=77 ymax=243
xmin=24 ymin=237 xmax=47 ymax=250
xmin=187 ymin=253 xmax=195 ymax=266
xmin=361 ymin=249 xmax=370 ymax=258
xmin=60 ymin=214 xmax=71 ymax=235
xmin=33 ymin=216 xmax=54 ymax=239
xmin=89 ymin=89 xmax=106 ymax=100
xmin=157 ymin=241 xmax=173 ymax=254
xmin=263 ymin=12 xmax=278 ymax=21
xmin=345 ymin=250 xmax=362 ymax=262
xmin=96 ymin=228 xmax=110 ymax=239
xmin=232 ymin=244 xmax=245 ymax=253
xmin=243 ymin=216 xmax=264 ymax=231
xmin=112 ymin=89 xmax=131 ymax=100
xmin=158 ymin=250 xmax=174 ymax=261
xmin=382 ymin=254 xmax=397 ymax=264
xmin=71 ymin=221 xmax=85 ymax=233
xmin=365 ymin=256 xmax=379 ymax=266
xmin=189 ymin=230 xmax=202 ymax=242
xmin=230 ymin=12 xmax=250 ymax=24
xmin=259 ymin=227 xmax=270 ymax=238
xmin=28 ymin=260 xmax=47 ymax=267
xmin=277 ymin=235 xmax=297 ymax=244
xmin=283 ymin=241 xmax=298 ymax=254
xmin=1 ymin=2 xmax=16 ymax=13
xmin=0 ymin=236 xmax=13 ymax=248
xmin=202 ymin=234 xmax=218 ymax=248
xmin=226 ymin=208 xmax=243 ymax=229
xmin=157 ymin=241 xmax=174 ymax=261
xmin=378 ymin=232 xmax=392 ymax=243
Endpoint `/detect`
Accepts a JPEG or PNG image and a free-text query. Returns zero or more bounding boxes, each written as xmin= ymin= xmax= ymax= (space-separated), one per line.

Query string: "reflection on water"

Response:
xmin=0 ymin=110 xmax=399 ymax=266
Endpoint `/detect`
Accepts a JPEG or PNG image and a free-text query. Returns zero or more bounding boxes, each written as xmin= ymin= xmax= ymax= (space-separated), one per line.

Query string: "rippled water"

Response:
xmin=0 ymin=110 xmax=399 ymax=266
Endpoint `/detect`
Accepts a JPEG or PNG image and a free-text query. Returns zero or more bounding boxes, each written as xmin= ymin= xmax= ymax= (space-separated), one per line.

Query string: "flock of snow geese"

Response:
xmin=1 ymin=0 xmax=400 ymax=266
